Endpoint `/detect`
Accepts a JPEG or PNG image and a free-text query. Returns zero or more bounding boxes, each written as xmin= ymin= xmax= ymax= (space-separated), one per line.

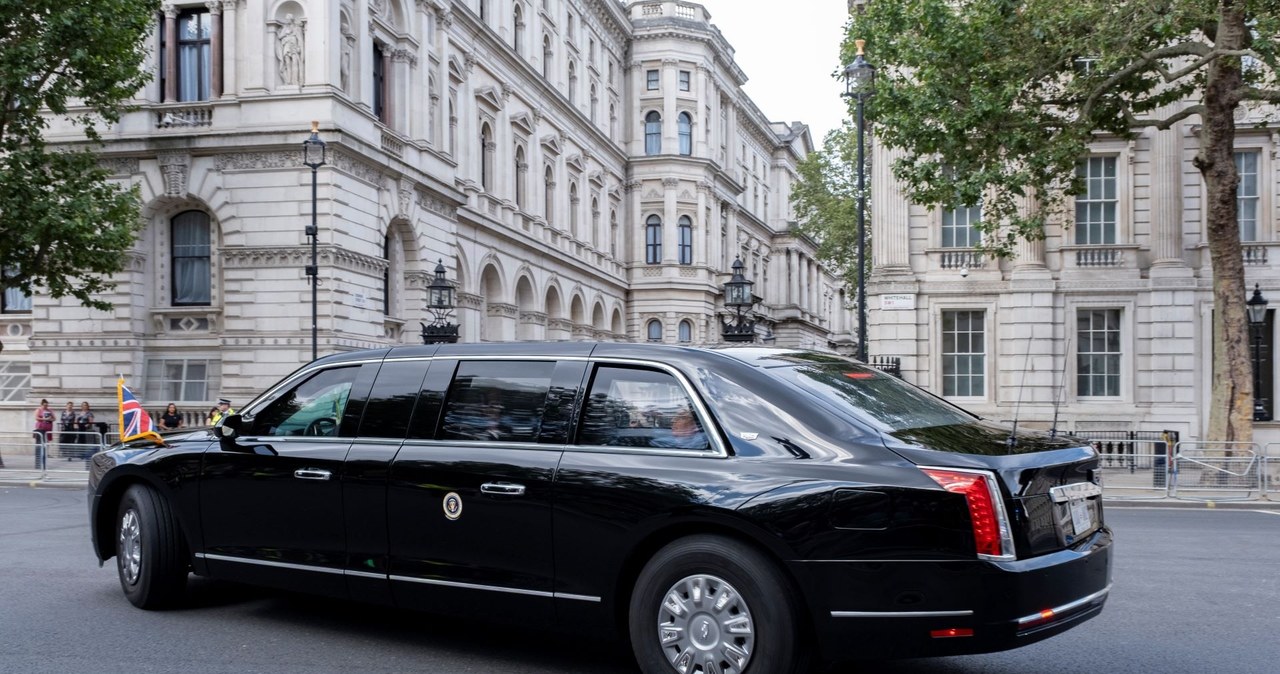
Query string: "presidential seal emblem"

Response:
xmin=442 ymin=491 xmax=463 ymax=520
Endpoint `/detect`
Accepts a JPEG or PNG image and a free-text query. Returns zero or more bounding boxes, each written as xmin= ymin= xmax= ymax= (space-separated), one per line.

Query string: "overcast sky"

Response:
xmin=694 ymin=0 xmax=852 ymax=143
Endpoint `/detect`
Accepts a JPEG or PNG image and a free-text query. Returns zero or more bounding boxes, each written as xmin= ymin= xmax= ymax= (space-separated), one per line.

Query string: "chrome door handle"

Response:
xmin=294 ymin=468 xmax=332 ymax=481
xmin=480 ymin=482 xmax=526 ymax=496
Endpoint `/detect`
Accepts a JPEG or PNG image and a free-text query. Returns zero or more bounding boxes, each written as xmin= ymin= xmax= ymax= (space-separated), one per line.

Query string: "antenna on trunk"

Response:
xmin=1008 ymin=333 xmax=1034 ymax=450
xmin=1050 ymin=337 xmax=1070 ymax=438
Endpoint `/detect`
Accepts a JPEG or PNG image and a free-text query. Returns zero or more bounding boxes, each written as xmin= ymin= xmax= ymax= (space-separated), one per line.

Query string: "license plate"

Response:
xmin=1069 ymin=497 xmax=1093 ymax=535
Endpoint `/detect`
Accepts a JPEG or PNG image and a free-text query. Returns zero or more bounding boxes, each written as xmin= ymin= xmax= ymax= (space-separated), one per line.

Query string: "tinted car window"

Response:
xmin=249 ymin=366 xmax=360 ymax=437
xmin=357 ymin=359 xmax=431 ymax=439
xmin=439 ymin=361 xmax=555 ymax=443
xmin=778 ymin=363 xmax=974 ymax=432
xmin=577 ymin=365 xmax=708 ymax=451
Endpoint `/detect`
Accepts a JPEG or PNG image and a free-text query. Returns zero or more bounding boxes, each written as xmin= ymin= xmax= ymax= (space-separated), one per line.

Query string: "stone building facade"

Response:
xmin=868 ymin=105 xmax=1280 ymax=443
xmin=0 ymin=0 xmax=849 ymax=431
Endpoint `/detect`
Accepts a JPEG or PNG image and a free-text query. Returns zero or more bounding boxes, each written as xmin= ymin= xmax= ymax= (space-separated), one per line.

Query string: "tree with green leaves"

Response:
xmin=791 ymin=124 xmax=866 ymax=291
xmin=850 ymin=0 xmax=1280 ymax=444
xmin=0 ymin=0 xmax=158 ymax=311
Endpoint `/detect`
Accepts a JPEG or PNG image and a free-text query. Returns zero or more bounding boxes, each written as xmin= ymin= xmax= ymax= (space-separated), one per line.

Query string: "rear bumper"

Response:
xmin=804 ymin=526 xmax=1112 ymax=661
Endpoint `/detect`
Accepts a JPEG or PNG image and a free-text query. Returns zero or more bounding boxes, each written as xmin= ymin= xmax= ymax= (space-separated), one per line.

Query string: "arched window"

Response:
xmin=514 ymin=146 xmax=526 ymax=208
xmin=645 ymin=111 xmax=662 ymax=155
xmin=678 ymin=215 xmax=693 ymax=265
xmin=589 ymin=83 xmax=598 ymax=123
xmin=448 ymin=96 xmax=457 ymax=155
xmin=542 ymin=35 xmax=552 ymax=80
xmin=513 ymin=4 xmax=524 ymax=54
xmin=591 ymin=197 xmax=600 ymax=247
xmin=609 ymin=103 xmax=617 ymax=140
xmin=480 ymin=122 xmax=493 ymax=191
xmin=610 ymin=209 xmax=618 ymax=257
xmin=678 ymin=112 xmax=692 ymax=156
xmin=647 ymin=319 xmax=663 ymax=343
xmin=171 ymin=210 xmax=211 ymax=305
xmin=678 ymin=320 xmax=692 ymax=343
xmin=479 ymin=0 xmax=488 ymax=22
xmin=569 ymin=182 xmax=580 ymax=238
xmin=646 ymin=215 xmax=662 ymax=264
xmin=544 ymin=165 xmax=555 ymax=222
xmin=568 ymin=61 xmax=577 ymax=105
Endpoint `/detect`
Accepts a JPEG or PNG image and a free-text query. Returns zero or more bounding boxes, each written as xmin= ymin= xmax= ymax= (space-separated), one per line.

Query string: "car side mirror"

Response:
xmin=218 ymin=413 xmax=244 ymax=440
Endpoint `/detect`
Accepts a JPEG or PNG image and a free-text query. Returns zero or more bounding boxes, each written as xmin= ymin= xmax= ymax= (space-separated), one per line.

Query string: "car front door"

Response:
xmin=199 ymin=363 xmax=375 ymax=597
xmin=386 ymin=357 xmax=584 ymax=621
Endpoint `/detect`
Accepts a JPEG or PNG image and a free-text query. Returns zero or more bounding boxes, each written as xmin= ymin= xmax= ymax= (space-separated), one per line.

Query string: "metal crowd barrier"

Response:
xmin=1169 ymin=441 xmax=1263 ymax=501
xmin=0 ymin=430 xmax=106 ymax=480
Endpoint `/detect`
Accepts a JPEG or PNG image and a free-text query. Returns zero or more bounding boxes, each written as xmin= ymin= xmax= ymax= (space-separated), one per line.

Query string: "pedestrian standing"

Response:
xmin=59 ymin=402 xmax=76 ymax=458
xmin=32 ymin=399 xmax=54 ymax=469
xmin=159 ymin=403 xmax=184 ymax=431
xmin=75 ymin=402 xmax=96 ymax=459
xmin=210 ymin=398 xmax=235 ymax=425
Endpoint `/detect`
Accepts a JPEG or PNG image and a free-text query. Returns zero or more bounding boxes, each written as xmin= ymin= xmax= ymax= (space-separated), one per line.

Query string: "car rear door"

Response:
xmin=386 ymin=356 xmax=585 ymax=621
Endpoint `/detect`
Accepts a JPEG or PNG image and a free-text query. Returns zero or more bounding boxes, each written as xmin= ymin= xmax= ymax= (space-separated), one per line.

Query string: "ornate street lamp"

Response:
xmin=720 ymin=257 xmax=757 ymax=343
xmin=420 ymin=259 xmax=460 ymax=344
xmin=1247 ymin=283 xmax=1270 ymax=421
xmin=301 ymin=121 xmax=327 ymax=362
xmin=843 ymin=39 xmax=875 ymax=362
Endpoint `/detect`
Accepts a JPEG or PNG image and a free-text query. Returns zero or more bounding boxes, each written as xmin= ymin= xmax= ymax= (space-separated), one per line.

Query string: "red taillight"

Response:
xmin=921 ymin=467 xmax=1014 ymax=559
xmin=930 ymin=627 xmax=974 ymax=639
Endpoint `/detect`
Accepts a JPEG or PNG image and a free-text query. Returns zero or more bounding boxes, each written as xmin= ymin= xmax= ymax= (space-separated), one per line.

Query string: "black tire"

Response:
xmin=629 ymin=535 xmax=810 ymax=674
xmin=115 ymin=483 xmax=188 ymax=609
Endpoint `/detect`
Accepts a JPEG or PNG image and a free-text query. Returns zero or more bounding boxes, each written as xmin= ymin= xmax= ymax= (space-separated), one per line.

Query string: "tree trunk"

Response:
xmin=1197 ymin=3 xmax=1252 ymax=452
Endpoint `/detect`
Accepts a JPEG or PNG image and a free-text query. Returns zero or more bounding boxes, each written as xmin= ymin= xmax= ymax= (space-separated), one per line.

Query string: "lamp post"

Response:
xmin=420 ymin=259 xmax=460 ymax=344
xmin=301 ymin=121 xmax=327 ymax=362
xmin=1247 ymin=283 xmax=1270 ymax=421
xmin=843 ymin=39 xmax=875 ymax=362
xmin=720 ymin=257 xmax=757 ymax=343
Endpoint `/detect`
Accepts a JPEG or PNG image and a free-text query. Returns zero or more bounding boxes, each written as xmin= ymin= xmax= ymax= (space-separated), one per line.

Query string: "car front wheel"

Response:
xmin=116 ymin=483 xmax=187 ymax=609
xmin=629 ymin=535 xmax=809 ymax=674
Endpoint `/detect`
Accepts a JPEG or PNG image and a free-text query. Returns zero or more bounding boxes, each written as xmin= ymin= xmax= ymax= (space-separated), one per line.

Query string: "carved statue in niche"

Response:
xmin=339 ymin=17 xmax=353 ymax=93
xmin=277 ymin=14 xmax=304 ymax=86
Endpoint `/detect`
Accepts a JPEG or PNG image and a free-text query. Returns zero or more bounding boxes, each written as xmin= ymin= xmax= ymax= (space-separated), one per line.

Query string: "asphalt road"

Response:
xmin=1 ymin=487 xmax=1278 ymax=673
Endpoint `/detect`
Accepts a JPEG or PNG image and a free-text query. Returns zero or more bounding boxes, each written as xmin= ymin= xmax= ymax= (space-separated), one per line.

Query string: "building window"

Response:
xmin=646 ymin=69 xmax=659 ymax=90
xmin=569 ymin=182 xmax=580 ymax=238
xmin=679 ymin=70 xmax=690 ymax=91
xmin=0 ymin=360 xmax=31 ymax=402
xmin=646 ymin=215 xmax=662 ymax=264
xmin=1237 ymin=150 xmax=1260 ymax=242
xmin=544 ymin=166 xmax=555 ymax=222
xmin=1253 ymin=309 xmax=1274 ymax=419
xmin=678 ymin=112 xmax=692 ymax=156
xmin=513 ymin=4 xmax=524 ymax=53
xmin=568 ymin=61 xmax=577 ymax=105
xmin=1074 ymin=156 xmax=1117 ymax=245
xmin=480 ymin=123 xmax=493 ymax=191
xmin=1077 ymin=309 xmax=1122 ymax=397
xmin=145 ymin=358 xmax=213 ymax=402
xmin=171 ymin=210 xmax=211 ymax=306
xmin=515 ymin=146 xmax=526 ymax=208
xmin=941 ymin=310 xmax=985 ymax=397
xmin=678 ymin=215 xmax=693 ymax=264
xmin=647 ymin=319 xmax=663 ymax=342
xmin=372 ymin=43 xmax=387 ymax=123
xmin=479 ymin=0 xmax=488 ymax=22
xmin=160 ymin=9 xmax=213 ymax=102
xmin=382 ymin=234 xmax=391 ymax=316
xmin=542 ymin=35 xmax=552 ymax=80
xmin=942 ymin=202 xmax=982 ymax=248
xmin=2 ymin=267 xmax=30 ymax=313
xmin=678 ymin=320 xmax=692 ymax=343
xmin=645 ymin=111 xmax=661 ymax=155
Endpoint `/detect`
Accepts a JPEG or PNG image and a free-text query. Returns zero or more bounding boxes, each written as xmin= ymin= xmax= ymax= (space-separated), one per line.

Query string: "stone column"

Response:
xmin=871 ymin=143 xmax=911 ymax=272
xmin=1012 ymin=188 xmax=1048 ymax=274
xmin=1150 ymin=126 xmax=1187 ymax=268
xmin=662 ymin=58 xmax=677 ymax=152
xmin=663 ymin=178 xmax=679 ymax=263
xmin=628 ymin=180 xmax=643 ymax=262
xmin=207 ymin=2 xmax=223 ymax=98
xmin=163 ymin=5 xmax=178 ymax=102
xmin=695 ymin=66 xmax=710 ymax=158
xmin=219 ymin=0 xmax=237 ymax=98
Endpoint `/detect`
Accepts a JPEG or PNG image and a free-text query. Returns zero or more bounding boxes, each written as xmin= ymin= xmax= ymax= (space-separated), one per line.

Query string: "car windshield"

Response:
xmin=777 ymin=363 xmax=974 ymax=432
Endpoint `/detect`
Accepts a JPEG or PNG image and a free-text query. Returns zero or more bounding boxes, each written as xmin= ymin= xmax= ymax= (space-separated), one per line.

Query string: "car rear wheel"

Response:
xmin=116 ymin=483 xmax=187 ymax=609
xmin=629 ymin=535 xmax=809 ymax=674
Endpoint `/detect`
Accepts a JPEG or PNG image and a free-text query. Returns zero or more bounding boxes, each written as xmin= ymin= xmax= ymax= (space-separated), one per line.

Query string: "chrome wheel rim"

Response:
xmin=657 ymin=574 xmax=754 ymax=674
xmin=119 ymin=508 xmax=142 ymax=586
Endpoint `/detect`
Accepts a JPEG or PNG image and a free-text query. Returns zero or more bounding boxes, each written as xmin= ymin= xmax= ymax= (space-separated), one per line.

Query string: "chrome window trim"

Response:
xmin=239 ymin=358 xmax=384 ymax=419
xmin=239 ymin=352 xmax=728 ymax=458
xmin=196 ymin=552 xmax=343 ymax=575
xmin=831 ymin=609 xmax=974 ymax=618
xmin=1015 ymin=584 xmax=1111 ymax=626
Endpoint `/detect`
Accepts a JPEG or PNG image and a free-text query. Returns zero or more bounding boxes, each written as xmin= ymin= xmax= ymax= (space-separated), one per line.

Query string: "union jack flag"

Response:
xmin=117 ymin=377 xmax=165 ymax=446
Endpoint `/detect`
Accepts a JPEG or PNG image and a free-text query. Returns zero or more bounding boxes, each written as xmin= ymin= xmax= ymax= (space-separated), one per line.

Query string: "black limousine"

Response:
xmin=89 ymin=343 xmax=1111 ymax=673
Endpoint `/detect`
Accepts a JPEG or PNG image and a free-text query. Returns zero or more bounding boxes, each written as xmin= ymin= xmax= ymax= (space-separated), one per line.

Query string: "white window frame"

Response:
xmin=1068 ymin=141 xmax=1132 ymax=246
xmin=145 ymin=357 xmax=219 ymax=403
xmin=930 ymin=299 xmax=997 ymax=403
xmin=1067 ymin=298 xmax=1134 ymax=403
xmin=940 ymin=201 xmax=982 ymax=248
